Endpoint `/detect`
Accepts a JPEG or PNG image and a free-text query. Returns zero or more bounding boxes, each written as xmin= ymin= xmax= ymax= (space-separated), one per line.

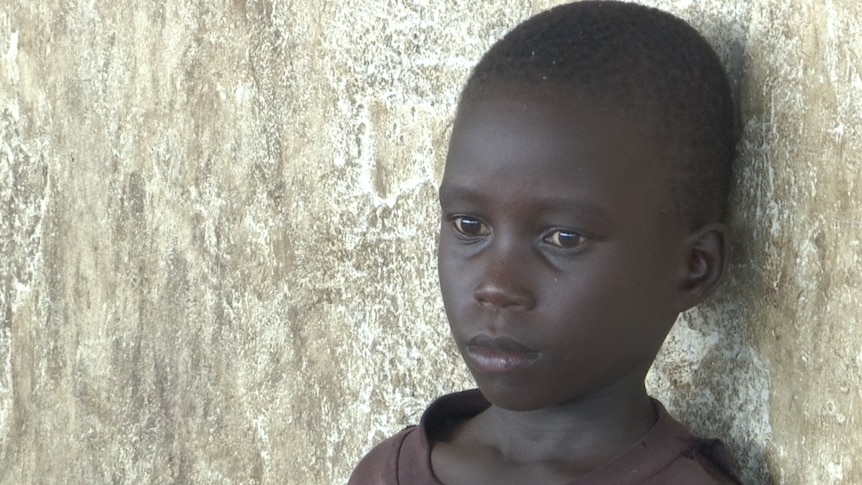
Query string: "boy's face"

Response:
xmin=438 ymin=86 xmax=691 ymax=411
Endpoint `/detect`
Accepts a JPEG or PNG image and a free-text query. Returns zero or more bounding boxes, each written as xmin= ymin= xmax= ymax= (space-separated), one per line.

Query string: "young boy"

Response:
xmin=351 ymin=1 xmax=741 ymax=483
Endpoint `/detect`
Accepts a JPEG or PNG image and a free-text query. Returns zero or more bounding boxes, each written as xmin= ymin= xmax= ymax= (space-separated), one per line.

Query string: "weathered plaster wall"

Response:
xmin=0 ymin=1 xmax=858 ymax=483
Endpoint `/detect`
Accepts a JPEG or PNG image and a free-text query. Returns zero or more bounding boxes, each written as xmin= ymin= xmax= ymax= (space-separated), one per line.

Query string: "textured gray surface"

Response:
xmin=1 ymin=1 xmax=860 ymax=483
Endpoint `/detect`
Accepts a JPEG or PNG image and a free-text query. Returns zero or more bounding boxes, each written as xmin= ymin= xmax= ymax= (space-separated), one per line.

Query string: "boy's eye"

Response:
xmin=544 ymin=229 xmax=585 ymax=249
xmin=452 ymin=216 xmax=489 ymax=237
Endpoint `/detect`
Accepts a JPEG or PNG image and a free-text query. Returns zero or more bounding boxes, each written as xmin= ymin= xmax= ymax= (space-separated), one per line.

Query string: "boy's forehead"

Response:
xmin=449 ymin=84 xmax=657 ymax=170
xmin=454 ymin=83 xmax=646 ymax=144
xmin=443 ymin=84 xmax=678 ymax=214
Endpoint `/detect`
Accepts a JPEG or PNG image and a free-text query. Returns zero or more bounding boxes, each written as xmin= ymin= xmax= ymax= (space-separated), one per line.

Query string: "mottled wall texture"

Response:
xmin=0 ymin=1 xmax=859 ymax=483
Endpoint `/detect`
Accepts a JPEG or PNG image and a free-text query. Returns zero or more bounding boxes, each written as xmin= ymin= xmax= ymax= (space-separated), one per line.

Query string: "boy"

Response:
xmin=351 ymin=1 xmax=741 ymax=483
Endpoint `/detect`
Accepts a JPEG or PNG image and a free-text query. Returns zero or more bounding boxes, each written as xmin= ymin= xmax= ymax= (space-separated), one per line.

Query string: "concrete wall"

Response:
xmin=1 ymin=1 xmax=859 ymax=483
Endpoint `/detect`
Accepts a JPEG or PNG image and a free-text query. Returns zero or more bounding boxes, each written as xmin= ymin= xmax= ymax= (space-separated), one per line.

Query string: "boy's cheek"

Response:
xmin=437 ymin=252 xmax=465 ymax=304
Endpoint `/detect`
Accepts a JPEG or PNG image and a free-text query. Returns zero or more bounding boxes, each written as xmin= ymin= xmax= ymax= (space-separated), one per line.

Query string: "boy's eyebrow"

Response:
xmin=534 ymin=196 xmax=609 ymax=219
xmin=437 ymin=184 xmax=471 ymax=203
xmin=438 ymin=185 xmax=609 ymax=219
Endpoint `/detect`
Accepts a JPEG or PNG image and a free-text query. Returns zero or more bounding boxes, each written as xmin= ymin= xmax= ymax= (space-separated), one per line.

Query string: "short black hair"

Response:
xmin=459 ymin=1 xmax=737 ymax=227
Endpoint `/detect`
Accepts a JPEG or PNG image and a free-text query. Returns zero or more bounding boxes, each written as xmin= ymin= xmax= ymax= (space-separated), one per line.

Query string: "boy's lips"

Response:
xmin=465 ymin=334 xmax=540 ymax=374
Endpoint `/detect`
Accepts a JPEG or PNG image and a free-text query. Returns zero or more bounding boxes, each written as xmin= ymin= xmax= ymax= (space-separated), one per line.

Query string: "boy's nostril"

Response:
xmin=473 ymin=282 xmax=536 ymax=311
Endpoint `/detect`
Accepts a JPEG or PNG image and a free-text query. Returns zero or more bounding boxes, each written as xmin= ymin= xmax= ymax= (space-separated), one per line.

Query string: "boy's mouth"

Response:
xmin=465 ymin=334 xmax=540 ymax=374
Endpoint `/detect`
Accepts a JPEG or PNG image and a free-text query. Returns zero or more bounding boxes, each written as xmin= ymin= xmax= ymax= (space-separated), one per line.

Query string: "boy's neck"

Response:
xmin=478 ymin=373 xmax=656 ymax=470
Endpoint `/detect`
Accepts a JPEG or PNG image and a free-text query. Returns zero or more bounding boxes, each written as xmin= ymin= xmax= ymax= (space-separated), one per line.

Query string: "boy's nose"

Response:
xmin=473 ymin=255 xmax=536 ymax=311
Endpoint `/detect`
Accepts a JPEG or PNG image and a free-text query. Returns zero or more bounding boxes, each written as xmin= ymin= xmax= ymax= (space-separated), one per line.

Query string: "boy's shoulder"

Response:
xmin=348 ymin=425 xmax=418 ymax=485
xmin=348 ymin=390 xmax=488 ymax=485
xmin=348 ymin=390 xmax=741 ymax=485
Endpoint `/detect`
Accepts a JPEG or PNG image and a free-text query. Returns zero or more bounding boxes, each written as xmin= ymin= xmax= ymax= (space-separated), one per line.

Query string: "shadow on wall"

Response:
xmin=719 ymin=36 xmax=780 ymax=484
xmin=713 ymin=36 xmax=781 ymax=484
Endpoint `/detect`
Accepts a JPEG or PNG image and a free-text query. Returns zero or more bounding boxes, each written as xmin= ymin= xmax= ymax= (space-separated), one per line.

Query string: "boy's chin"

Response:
xmin=472 ymin=376 xmax=563 ymax=412
xmin=471 ymin=370 xmax=652 ymax=412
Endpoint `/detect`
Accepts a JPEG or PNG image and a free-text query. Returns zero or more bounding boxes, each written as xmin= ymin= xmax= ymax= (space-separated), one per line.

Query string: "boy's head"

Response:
xmin=460 ymin=0 xmax=736 ymax=228
xmin=438 ymin=1 xmax=736 ymax=411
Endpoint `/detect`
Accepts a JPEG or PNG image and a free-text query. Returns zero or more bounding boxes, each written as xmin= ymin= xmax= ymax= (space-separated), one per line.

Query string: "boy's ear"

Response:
xmin=675 ymin=222 xmax=729 ymax=311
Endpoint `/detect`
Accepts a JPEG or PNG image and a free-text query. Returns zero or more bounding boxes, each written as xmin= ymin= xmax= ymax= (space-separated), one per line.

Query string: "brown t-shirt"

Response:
xmin=349 ymin=390 xmax=740 ymax=485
